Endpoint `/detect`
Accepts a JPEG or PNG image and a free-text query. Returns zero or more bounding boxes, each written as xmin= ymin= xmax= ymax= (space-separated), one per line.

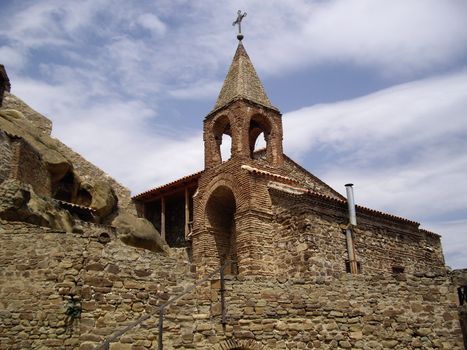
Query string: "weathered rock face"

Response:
xmin=0 ymin=108 xmax=72 ymax=182
xmin=0 ymin=92 xmax=135 ymax=214
xmin=112 ymin=212 xmax=169 ymax=253
xmin=89 ymin=179 xmax=117 ymax=220
xmin=0 ymin=90 xmax=169 ymax=254
xmin=1 ymin=91 xmax=52 ymax=135
xmin=0 ymin=179 xmax=75 ymax=232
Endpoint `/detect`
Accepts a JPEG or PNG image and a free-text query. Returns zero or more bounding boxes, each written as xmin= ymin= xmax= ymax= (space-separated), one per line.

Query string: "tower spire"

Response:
xmin=213 ymin=40 xmax=274 ymax=111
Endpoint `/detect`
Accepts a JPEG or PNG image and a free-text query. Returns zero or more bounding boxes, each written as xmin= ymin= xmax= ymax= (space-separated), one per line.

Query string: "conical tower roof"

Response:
xmin=214 ymin=42 xmax=274 ymax=110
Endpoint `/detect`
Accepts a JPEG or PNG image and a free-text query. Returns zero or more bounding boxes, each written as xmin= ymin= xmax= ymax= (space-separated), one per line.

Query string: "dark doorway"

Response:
xmin=206 ymin=186 xmax=237 ymax=274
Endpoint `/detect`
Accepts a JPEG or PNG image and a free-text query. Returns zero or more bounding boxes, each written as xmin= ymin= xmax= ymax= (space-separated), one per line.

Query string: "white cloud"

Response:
xmin=303 ymin=0 xmax=467 ymax=75
xmin=245 ymin=0 xmax=467 ymax=76
xmin=2 ymin=0 xmax=467 ymax=102
xmin=137 ymin=13 xmax=167 ymax=36
xmin=284 ymin=70 xmax=467 ymax=159
xmin=169 ymin=80 xmax=222 ymax=100
xmin=283 ymin=70 xmax=467 ymax=216
xmin=0 ymin=46 xmax=27 ymax=71
xmin=12 ymin=77 xmax=203 ymax=195
xmin=427 ymin=220 xmax=467 ymax=269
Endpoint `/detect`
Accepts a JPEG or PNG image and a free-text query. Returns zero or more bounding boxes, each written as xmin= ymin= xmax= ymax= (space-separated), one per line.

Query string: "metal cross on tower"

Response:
xmin=232 ymin=10 xmax=247 ymax=40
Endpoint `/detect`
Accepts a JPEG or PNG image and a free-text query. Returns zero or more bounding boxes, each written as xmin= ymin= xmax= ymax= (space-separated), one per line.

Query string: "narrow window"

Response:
xmin=458 ymin=286 xmax=467 ymax=305
xmin=392 ymin=265 xmax=405 ymax=274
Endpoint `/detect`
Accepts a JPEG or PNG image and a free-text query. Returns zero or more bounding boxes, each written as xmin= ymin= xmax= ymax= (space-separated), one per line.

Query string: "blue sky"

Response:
xmin=1 ymin=0 xmax=466 ymax=268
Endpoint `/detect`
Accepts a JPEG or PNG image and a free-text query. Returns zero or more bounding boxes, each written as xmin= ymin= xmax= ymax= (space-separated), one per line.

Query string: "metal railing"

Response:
xmin=92 ymin=260 xmax=233 ymax=350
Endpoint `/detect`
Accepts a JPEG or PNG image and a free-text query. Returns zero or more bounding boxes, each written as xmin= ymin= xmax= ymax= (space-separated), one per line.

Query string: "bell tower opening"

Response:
xmin=249 ymin=114 xmax=272 ymax=157
xmin=205 ymin=186 xmax=237 ymax=274
xmin=220 ymin=134 xmax=232 ymax=162
xmin=205 ymin=114 xmax=233 ymax=167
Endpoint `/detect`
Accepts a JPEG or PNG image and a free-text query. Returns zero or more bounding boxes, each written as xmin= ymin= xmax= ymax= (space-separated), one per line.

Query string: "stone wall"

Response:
xmin=199 ymin=274 xmax=464 ymax=350
xmin=0 ymin=220 xmax=193 ymax=350
xmin=451 ymin=269 xmax=467 ymax=349
xmin=0 ymin=131 xmax=12 ymax=184
xmin=270 ymin=189 xmax=445 ymax=278
xmin=0 ymin=221 xmax=84 ymax=349
xmin=0 ymin=220 xmax=464 ymax=349
xmin=11 ymin=137 xmax=51 ymax=197
xmin=0 ymin=131 xmax=51 ymax=197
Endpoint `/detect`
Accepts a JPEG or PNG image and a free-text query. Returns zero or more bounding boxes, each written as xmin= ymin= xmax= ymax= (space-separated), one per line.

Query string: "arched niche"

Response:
xmin=212 ymin=114 xmax=233 ymax=163
xmin=205 ymin=185 xmax=237 ymax=274
xmin=52 ymin=170 xmax=76 ymax=202
xmin=213 ymin=339 xmax=271 ymax=350
xmin=248 ymin=114 xmax=272 ymax=158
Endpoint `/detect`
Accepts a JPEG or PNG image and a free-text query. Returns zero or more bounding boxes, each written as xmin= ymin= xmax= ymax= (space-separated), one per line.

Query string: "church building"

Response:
xmin=133 ymin=36 xmax=445 ymax=280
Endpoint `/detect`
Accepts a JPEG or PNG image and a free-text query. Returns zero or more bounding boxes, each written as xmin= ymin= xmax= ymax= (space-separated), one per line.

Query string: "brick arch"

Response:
xmin=248 ymin=113 xmax=272 ymax=156
xmin=243 ymin=110 xmax=283 ymax=166
xmin=213 ymin=339 xmax=271 ymax=350
xmin=211 ymin=113 xmax=233 ymax=136
xmin=201 ymin=174 xmax=242 ymax=215
xmin=202 ymin=176 xmax=239 ymax=273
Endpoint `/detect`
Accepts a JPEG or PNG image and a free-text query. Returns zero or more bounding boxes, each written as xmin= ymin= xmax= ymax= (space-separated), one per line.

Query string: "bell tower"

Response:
xmin=193 ymin=15 xmax=284 ymax=276
xmin=203 ymin=41 xmax=284 ymax=169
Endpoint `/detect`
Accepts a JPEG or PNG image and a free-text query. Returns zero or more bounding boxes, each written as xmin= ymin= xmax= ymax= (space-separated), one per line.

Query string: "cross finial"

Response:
xmin=232 ymin=10 xmax=247 ymax=41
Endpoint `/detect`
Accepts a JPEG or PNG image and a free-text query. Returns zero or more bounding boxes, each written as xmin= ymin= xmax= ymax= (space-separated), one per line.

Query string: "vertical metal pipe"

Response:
xmin=345 ymin=184 xmax=358 ymax=274
xmin=158 ymin=308 xmax=164 ymax=350
xmin=345 ymin=229 xmax=355 ymax=262
xmin=345 ymin=184 xmax=357 ymax=226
